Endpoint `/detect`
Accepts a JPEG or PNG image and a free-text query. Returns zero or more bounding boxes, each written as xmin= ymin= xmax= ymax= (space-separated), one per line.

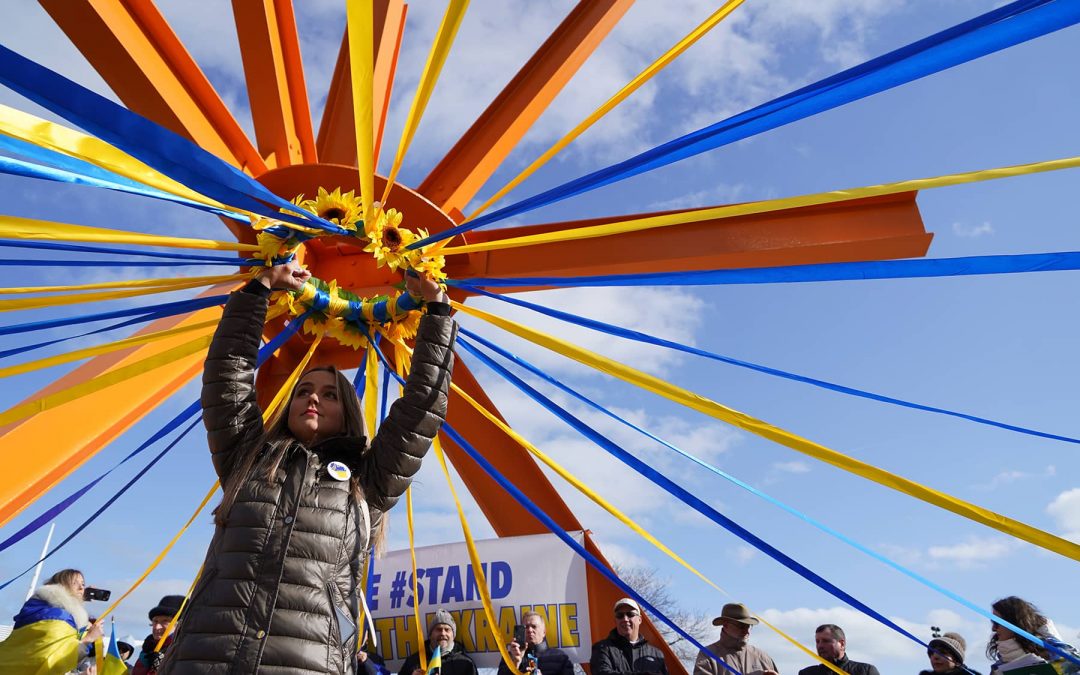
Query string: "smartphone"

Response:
xmin=83 ymin=587 xmax=111 ymax=602
xmin=513 ymin=624 xmax=526 ymax=649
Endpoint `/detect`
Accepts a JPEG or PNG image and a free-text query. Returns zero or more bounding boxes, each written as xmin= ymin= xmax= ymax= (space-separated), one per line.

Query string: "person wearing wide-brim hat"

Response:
xmin=693 ymin=603 xmax=779 ymax=675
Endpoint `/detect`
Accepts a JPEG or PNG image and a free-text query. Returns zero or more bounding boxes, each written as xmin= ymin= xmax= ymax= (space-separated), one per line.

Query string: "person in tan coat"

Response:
xmin=159 ymin=261 xmax=456 ymax=674
xmin=693 ymin=603 xmax=779 ymax=675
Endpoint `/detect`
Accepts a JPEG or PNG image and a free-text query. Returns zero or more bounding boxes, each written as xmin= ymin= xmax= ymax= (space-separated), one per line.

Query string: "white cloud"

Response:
xmin=952 ymin=221 xmax=995 ymax=238
xmin=926 ymin=536 xmax=1018 ymax=567
xmin=731 ymin=544 xmax=757 ymax=565
xmin=772 ymin=461 xmax=811 ymax=474
xmin=972 ymin=465 xmax=1055 ymax=491
xmin=1046 ymin=488 xmax=1080 ymax=543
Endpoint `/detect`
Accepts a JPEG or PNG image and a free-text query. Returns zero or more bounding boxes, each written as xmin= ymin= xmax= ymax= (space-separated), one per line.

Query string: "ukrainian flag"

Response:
xmin=426 ymin=645 xmax=442 ymax=675
xmin=101 ymin=621 xmax=129 ymax=675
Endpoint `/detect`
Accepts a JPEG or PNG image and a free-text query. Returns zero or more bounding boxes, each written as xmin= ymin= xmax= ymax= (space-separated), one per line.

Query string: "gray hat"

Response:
xmin=428 ymin=609 xmax=456 ymax=636
xmin=712 ymin=603 xmax=759 ymax=626
xmin=929 ymin=632 xmax=966 ymax=663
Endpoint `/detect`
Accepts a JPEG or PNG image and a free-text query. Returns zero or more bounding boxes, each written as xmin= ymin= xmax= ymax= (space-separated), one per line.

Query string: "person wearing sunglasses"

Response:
xmin=591 ymin=598 xmax=669 ymax=675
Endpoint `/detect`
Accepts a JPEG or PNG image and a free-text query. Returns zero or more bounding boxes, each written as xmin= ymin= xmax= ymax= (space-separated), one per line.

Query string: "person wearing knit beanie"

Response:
xmin=923 ymin=632 xmax=981 ymax=675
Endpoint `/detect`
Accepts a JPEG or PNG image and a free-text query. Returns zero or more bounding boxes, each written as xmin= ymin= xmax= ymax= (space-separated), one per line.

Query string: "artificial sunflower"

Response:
xmin=324 ymin=317 xmax=370 ymax=350
xmin=299 ymin=186 xmax=363 ymax=230
xmin=363 ymin=210 xmax=416 ymax=271
xmin=379 ymin=308 xmax=422 ymax=342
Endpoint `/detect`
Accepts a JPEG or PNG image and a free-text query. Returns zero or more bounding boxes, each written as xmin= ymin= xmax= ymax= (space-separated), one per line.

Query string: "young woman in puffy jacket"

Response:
xmin=159 ymin=261 xmax=456 ymax=675
xmin=0 ymin=568 xmax=104 ymax=674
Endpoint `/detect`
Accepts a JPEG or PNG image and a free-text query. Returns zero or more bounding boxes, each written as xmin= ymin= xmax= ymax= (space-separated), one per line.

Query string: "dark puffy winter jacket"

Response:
xmin=159 ymin=285 xmax=456 ymax=675
xmin=399 ymin=641 xmax=478 ymax=675
xmin=591 ymin=630 xmax=669 ymax=675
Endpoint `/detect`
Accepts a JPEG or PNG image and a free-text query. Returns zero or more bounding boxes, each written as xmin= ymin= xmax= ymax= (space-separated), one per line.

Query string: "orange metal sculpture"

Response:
xmin=18 ymin=1 xmax=932 ymax=671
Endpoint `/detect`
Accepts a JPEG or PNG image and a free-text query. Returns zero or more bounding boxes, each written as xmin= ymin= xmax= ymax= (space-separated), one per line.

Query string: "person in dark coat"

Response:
xmin=798 ymin=624 xmax=879 ymax=675
xmin=133 ymin=594 xmax=184 ymax=675
xmin=497 ymin=611 xmax=574 ymax=675
xmin=159 ymin=261 xmax=457 ymax=674
xmin=399 ymin=610 xmax=478 ymax=675
xmin=591 ymin=598 xmax=668 ymax=675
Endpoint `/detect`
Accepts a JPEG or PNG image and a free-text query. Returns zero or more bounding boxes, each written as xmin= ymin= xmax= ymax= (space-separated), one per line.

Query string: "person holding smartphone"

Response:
xmin=499 ymin=612 xmax=574 ymax=675
xmin=0 ymin=568 xmax=104 ymax=674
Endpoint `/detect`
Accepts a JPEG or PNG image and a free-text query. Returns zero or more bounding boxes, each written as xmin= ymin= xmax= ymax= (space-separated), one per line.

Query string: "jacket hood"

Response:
xmin=32 ymin=583 xmax=88 ymax=628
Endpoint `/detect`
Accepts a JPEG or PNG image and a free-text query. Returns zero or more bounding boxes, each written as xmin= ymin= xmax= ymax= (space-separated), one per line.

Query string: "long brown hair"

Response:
xmin=987 ymin=596 xmax=1048 ymax=660
xmin=213 ymin=365 xmax=389 ymax=552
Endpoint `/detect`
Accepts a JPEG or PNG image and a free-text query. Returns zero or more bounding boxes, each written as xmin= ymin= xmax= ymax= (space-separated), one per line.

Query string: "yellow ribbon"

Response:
xmin=364 ymin=340 xmax=380 ymax=439
xmin=0 ymin=335 xmax=211 ymax=427
xmin=0 ymin=103 xmax=232 ymax=213
xmin=155 ymin=564 xmax=203 ymax=653
xmin=347 ymin=0 xmax=376 ymax=223
xmin=0 ymin=274 xmax=247 ymax=312
xmin=465 ymin=0 xmax=746 ymax=222
xmin=98 ymin=481 xmax=220 ymax=622
xmin=0 ymin=214 xmax=257 ymax=252
xmin=443 ymin=155 xmax=1080 ymax=255
xmin=0 ymin=319 xmax=218 ymax=380
xmin=406 ymin=486 xmax=429 ymax=672
xmin=386 ymin=337 xmax=842 ymax=675
xmin=381 ymin=0 xmax=470 ymax=206
xmin=0 ymin=273 xmax=246 ymax=296
xmin=391 ymin=343 xmax=517 ymax=671
xmin=452 ymin=301 xmax=1080 ymax=562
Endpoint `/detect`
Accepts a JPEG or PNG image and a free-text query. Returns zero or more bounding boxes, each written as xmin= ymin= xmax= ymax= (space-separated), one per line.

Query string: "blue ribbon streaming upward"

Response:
xmin=450 ymin=250 xmax=1080 ymax=289
xmin=0 ymin=310 xmax=311 ymax=588
xmin=452 ymin=334 xmax=930 ymax=650
xmin=415 ymin=0 xmax=1080 ymax=246
xmin=0 ymin=43 xmax=346 ymax=235
xmin=453 ymin=283 xmax=1080 ymax=445
xmin=455 ymin=327 xmax=1075 ymax=663
xmin=367 ymin=341 xmax=740 ymax=675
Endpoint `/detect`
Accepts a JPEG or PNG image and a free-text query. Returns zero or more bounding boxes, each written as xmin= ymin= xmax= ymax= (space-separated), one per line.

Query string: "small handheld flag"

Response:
xmin=426 ymin=645 xmax=442 ymax=675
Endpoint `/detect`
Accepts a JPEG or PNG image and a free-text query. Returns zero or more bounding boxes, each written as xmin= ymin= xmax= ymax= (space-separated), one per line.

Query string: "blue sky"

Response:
xmin=0 ymin=1 xmax=1077 ymax=673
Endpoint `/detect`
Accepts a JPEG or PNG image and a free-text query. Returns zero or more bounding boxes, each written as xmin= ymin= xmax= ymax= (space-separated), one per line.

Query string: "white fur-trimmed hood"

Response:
xmin=32 ymin=583 xmax=89 ymax=628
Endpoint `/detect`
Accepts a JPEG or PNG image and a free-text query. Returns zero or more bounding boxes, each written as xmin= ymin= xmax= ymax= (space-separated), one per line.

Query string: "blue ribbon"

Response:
xmin=0 ymin=149 xmax=245 ymax=221
xmin=366 ymin=342 xmax=739 ymax=674
xmin=451 ymin=250 xmax=1080 ymax=289
xmin=0 ymin=310 xmax=310 ymax=589
xmin=0 ymin=240 xmax=250 ymax=264
xmin=456 ymin=327 xmax=1075 ymax=664
xmin=0 ymin=43 xmax=346 ymax=234
xmin=416 ymin=0 xmax=1080 ymax=245
xmin=454 ymin=284 xmax=1080 ymax=446
xmin=0 ymin=297 xmax=228 ymax=361
xmin=453 ymin=334 xmax=929 ymax=650
xmin=0 ymin=295 xmax=228 ymax=337
xmin=0 ymin=258 xmax=243 ymax=268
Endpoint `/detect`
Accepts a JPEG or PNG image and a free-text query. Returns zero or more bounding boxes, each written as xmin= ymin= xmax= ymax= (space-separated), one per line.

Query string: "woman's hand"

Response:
xmin=258 ymin=259 xmax=311 ymax=291
xmin=81 ymin=620 xmax=104 ymax=643
xmin=405 ymin=270 xmax=448 ymax=304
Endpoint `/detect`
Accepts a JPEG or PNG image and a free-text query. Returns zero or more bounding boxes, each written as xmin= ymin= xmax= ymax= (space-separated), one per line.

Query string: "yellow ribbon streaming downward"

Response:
xmin=443 ymin=154 xmax=1080 ymax=255
xmin=381 ymin=0 xmax=470 ymax=206
xmin=0 ymin=214 xmax=258 ymax=252
xmin=0 ymin=103 xmax=234 ymax=213
xmin=406 ymin=486 xmax=429 ymax=673
xmin=391 ymin=342 xmax=518 ymax=672
xmin=451 ymin=301 xmax=1080 ymax=563
xmin=465 ymin=0 xmax=746 ymax=222
xmin=347 ymin=0 xmax=376 ymax=224
xmin=364 ymin=341 xmax=380 ymax=440
xmin=426 ymin=349 xmax=844 ymax=675
xmin=155 ymin=565 xmax=202 ymax=653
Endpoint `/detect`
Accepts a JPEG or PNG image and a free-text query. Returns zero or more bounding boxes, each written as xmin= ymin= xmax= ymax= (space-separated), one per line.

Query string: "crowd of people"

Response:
xmin=0 ymin=266 xmax=1075 ymax=675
